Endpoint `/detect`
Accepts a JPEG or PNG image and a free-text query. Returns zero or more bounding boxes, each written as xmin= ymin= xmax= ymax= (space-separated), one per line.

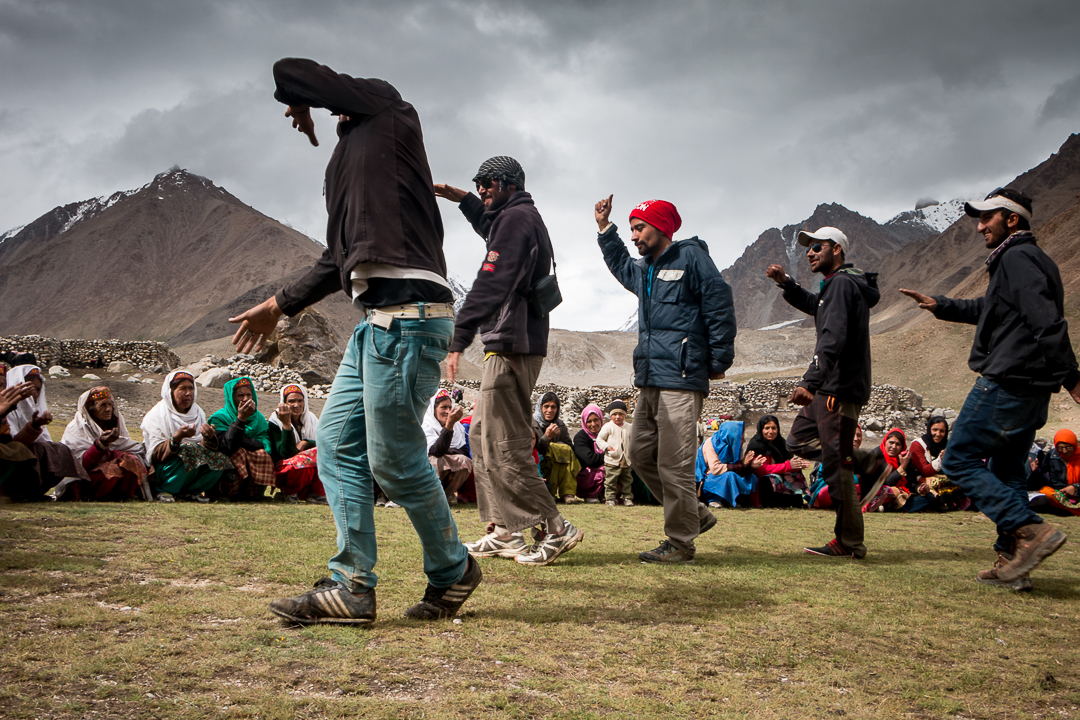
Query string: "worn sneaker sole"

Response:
xmin=975 ymin=573 xmax=1033 ymax=592
xmin=803 ymin=546 xmax=854 ymax=558
xmin=638 ymin=551 xmax=695 ymax=564
xmin=467 ymin=546 xmax=527 ymax=558
xmin=269 ymin=606 xmax=376 ymax=626
xmin=998 ymin=529 xmax=1066 ymax=582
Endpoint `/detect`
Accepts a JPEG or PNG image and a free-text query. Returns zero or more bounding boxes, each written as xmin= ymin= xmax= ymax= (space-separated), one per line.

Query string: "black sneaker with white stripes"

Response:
xmin=269 ymin=577 xmax=376 ymax=625
xmin=404 ymin=555 xmax=483 ymax=620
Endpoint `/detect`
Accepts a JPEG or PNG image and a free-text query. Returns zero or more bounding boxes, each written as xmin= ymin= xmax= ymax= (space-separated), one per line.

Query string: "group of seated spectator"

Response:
xmin=695 ymin=414 xmax=974 ymax=514
xmin=11 ymin=354 xmax=1079 ymax=524
xmin=532 ymin=394 xmax=639 ymax=506
xmin=1 ymin=362 xmax=326 ymax=505
xmin=1027 ymin=429 xmax=1080 ymax=516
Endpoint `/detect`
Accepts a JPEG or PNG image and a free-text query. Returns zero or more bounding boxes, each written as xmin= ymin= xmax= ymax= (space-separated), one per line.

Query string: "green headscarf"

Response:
xmin=208 ymin=377 xmax=271 ymax=453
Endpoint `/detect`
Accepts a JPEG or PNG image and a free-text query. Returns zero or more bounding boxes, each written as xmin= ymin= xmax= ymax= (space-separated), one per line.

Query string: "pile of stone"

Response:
xmin=0 ymin=335 xmax=179 ymax=372
xmin=173 ymin=354 xmax=332 ymax=398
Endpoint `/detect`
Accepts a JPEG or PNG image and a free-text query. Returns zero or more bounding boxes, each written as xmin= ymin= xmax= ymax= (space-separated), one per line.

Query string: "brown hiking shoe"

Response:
xmin=975 ymin=552 xmax=1033 ymax=592
xmin=997 ymin=523 xmax=1066 ymax=582
xmin=639 ymin=539 xmax=695 ymax=564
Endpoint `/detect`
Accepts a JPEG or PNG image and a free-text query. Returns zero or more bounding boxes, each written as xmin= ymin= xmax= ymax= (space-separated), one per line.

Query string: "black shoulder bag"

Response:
xmin=525 ymin=234 xmax=563 ymax=318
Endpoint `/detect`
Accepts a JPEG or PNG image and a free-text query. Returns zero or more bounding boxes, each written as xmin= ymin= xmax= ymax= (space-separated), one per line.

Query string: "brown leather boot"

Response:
xmin=997 ymin=523 xmax=1066 ymax=582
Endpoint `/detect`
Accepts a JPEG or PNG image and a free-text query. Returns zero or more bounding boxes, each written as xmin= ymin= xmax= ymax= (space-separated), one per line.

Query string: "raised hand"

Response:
xmin=595 ymin=194 xmax=613 ymax=230
xmin=765 ymin=264 xmax=788 ymax=284
xmin=276 ymin=402 xmax=292 ymax=429
xmin=434 ymin=184 xmax=468 ymax=202
xmin=446 ymin=404 xmax=465 ymax=428
xmin=229 ymin=296 xmax=283 ymax=354
xmin=898 ymin=288 xmax=937 ymax=312
xmin=175 ymin=423 xmax=198 ymax=441
xmin=99 ymin=427 xmax=121 ymax=446
xmin=285 ymin=106 xmax=318 ymax=146
xmin=237 ymin=398 xmax=257 ymax=423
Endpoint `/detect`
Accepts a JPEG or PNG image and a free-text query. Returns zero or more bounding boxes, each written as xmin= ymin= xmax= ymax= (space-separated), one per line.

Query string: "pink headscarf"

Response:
xmin=581 ymin=404 xmax=604 ymax=452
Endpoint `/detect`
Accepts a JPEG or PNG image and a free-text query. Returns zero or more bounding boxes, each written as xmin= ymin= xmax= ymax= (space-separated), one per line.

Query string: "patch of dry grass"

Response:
xmin=1 ymin=502 xmax=1078 ymax=719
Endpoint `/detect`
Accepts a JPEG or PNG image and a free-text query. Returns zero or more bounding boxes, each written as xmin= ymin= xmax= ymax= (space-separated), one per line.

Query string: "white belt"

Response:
xmin=364 ymin=302 xmax=455 ymax=330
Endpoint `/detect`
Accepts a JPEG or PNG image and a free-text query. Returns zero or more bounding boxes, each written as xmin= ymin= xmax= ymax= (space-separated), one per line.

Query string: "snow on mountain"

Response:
xmin=448 ymin=275 xmax=471 ymax=313
xmin=885 ymin=198 xmax=967 ymax=236
xmin=617 ymin=311 xmax=637 ymax=333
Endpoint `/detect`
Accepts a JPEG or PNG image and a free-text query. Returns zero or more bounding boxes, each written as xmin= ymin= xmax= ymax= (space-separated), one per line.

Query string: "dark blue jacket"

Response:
xmin=598 ymin=225 xmax=736 ymax=393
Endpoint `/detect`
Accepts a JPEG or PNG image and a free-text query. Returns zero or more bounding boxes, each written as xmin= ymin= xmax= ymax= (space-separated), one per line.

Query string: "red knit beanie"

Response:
xmin=629 ymin=199 xmax=682 ymax=239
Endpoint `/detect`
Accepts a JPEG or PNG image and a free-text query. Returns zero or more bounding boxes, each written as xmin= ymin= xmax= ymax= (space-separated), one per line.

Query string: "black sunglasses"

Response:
xmin=475 ymin=178 xmax=494 ymax=191
xmin=806 ymin=242 xmax=833 ymax=254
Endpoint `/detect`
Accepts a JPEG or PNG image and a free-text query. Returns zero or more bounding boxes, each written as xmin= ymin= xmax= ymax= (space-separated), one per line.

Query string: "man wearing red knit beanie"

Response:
xmin=594 ymin=195 xmax=736 ymax=563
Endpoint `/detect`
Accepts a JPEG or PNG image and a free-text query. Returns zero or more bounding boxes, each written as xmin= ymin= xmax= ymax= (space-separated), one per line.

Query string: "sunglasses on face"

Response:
xmin=806 ymin=242 xmax=832 ymax=254
xmin=475 ymin=178 xmax=494 ymax=191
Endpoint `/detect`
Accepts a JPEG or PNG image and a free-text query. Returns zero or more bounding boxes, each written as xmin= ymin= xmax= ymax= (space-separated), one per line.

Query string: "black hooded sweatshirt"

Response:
xmin=932 ymin=233 xmax=1079 ymax=393
xmin=449 ymin=191 xmax=552 ymax=355
xmin=780 ymin=265 xmax=880 ymax=405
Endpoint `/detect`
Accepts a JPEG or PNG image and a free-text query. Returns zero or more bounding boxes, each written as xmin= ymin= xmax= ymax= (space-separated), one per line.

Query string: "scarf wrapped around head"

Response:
xmin=533 ymin=391 xmax=561 ymax=428
xmin=140 ymin=370 xmax=207 ymax=463
xmin=745 ymin=414 xmax=791 ymax=463
xmin=581 ymin=404 xmax=604 ymax=453
xmin=5 ymin=364 xmax=50 ymax=441
xmin=1053 ymin=429 xmax=1080 ymax=485
xmin=208 ymin=377 xmax=271 ymax=453
xmin=879 ymin=428 xmax=907 ymax=470
xmin=921 ymin=416 xmax=949 ymax=459
xmin=422 ymin=389 xmax=467 ymax=451
xmin=268 ymin=384 xmax=319 ymax=445
xmin=61 ymin=386 xmax=145 ymax=460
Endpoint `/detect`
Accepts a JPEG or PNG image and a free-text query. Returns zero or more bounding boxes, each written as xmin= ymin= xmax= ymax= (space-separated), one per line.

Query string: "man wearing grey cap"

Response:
xmin=435 ymin=157 xmax=584 ymax=567
xmin=766 ymin=227 xmax=880 ymax=558
xmin=901 ymin=188 xmax=1079 ymax=591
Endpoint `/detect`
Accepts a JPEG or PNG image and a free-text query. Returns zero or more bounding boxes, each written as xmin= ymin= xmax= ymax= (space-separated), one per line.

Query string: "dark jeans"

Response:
xmin=942 ymin=376 xmax=1047 ymax=553
xmin=787 ymin=393 xmax=865 ymax=557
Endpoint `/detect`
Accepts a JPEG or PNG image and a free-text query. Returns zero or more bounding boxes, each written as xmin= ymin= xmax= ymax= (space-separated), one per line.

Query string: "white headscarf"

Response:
xmin=139 ymin=370 xmax=206 ymax=463
xmin=268 ymin=383 xmax=319 ymax=445
xmin=422 ymin=390 xmax=466 ymax=452
xmin=61 ymin=387 xmax=146 ymax=461
xmin=5 ymin=364 xmax=50 ymax=442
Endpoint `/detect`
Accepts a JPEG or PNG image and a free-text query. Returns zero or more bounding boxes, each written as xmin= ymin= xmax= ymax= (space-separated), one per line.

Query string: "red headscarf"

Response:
xmin=879 ymin=428 xmax=907 ymax=470
xmin=629 ymin=199 xmax=682 ymax=240
xmin=1053 ymin=429 xmax=1080 ymax=485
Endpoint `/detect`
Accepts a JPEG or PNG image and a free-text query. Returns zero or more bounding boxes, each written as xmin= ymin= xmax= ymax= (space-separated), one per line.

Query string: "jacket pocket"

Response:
xmin=653 ymin=278 xmax=681 ymax=303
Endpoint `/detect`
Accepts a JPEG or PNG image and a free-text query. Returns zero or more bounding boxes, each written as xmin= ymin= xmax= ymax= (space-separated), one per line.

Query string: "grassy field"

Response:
xmin=2 ymin=502 xmax=1079 ymax=719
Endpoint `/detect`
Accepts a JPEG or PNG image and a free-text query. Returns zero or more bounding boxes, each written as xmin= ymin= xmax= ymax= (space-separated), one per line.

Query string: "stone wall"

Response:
xmin=441 ymin=377 xmax=952 ymax=436
xmin=0 ymin=335 xmax=180 ymax=372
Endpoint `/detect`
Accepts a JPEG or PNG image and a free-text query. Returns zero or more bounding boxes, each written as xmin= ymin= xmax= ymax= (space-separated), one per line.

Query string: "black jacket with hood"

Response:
xmin=598 ymin=225 xmax=736 ymax=394
xmin=449 ymin=191 xmax=552 ymax=355
xmin=781 ymin=264 xmax=880 ymax=405
xmin=270 ymin=58 xmax=450 ymax=315
xmin=931 ymin=232 xmax=1079 ymax=394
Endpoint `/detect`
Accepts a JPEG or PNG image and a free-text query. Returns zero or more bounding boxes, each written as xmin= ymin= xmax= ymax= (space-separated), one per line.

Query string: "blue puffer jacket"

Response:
xmin=598 ymin=225 xmax=736 ymax=393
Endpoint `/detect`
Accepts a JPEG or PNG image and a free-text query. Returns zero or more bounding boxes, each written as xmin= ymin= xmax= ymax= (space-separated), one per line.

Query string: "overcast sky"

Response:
xmin=2 ymin=0 xmax=1079 ymax=331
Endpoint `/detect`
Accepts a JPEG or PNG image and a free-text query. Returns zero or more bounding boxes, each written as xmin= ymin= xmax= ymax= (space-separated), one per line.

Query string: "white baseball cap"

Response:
xmin=963 ymin=193 xmax=1032 ymax=221
xmin=797 ymin=226 xmax=849 ymax=257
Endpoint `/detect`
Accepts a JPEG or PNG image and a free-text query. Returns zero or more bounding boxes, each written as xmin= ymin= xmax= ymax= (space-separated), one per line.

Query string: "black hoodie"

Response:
xmin=450 ymin=191 xmax=552 ymax=355
xmin=932 ymin=233 xmax=1078 ymax=393
xmin=781 ymin=265 xmax=880 ymax=405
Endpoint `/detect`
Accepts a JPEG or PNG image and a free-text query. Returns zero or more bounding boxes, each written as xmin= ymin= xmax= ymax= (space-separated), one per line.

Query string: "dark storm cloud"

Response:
xmin=2 ymin=0 xmax=1078 ymax=329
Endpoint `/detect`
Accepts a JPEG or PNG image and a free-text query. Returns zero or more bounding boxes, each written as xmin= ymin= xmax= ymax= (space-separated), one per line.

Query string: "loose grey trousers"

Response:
xmin=471 ymin=353 xmax=560 ymax=534
xmin=628 ymin=387 xmax=714 ymax=552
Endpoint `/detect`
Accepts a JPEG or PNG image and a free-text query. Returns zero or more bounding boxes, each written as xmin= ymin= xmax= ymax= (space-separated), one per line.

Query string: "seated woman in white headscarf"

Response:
xmin=0 ymin=363 xmax=39 ymax=499
xmin=141 ymin=371 xmax=233 ymax=503
xmin=422 ymin=389 xmax=473 ymax=505
xmin=268 ymin=384 xmax=326 ymax=504
xmin=4 ymin=364 xmax=90 ymax=500
xmin=59 ymin=386 xmax=148 ymax=501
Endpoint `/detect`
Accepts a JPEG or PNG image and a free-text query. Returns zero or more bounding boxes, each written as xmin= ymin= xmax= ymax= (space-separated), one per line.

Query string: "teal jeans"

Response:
xmin=317 ymin=313 xmax=467 ymax=592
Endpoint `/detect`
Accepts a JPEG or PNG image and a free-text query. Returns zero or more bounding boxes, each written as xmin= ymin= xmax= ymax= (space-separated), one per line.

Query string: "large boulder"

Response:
xmin=107 ymin=361 xmax=137 ymax=373
xmin=179 ymin=359 xmax=217 ymax=378
xmin=255 ymin=308 xmax=342 ymax=386
xmin=197 ymin=368 xmax=233 ymax=388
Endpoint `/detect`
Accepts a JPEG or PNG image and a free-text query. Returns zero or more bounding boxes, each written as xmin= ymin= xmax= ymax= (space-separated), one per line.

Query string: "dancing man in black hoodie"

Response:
xmin=766 ymin=227 xmax=879 ymax=558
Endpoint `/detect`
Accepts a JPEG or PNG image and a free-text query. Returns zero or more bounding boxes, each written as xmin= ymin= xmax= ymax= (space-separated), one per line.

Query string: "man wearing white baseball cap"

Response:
xmin=900 ymin=187 xmax=1079 ymax=592
xmin=766 ymin=226 xmax=879 ymax=558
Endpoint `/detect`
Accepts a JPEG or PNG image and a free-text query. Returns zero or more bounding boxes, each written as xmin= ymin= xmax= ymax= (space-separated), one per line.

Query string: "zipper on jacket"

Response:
xmin=680 ymin=337 xmax=688 ymax=378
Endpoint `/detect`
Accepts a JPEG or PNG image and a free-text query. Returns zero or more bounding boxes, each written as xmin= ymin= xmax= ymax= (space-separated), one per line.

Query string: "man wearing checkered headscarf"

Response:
xmin=432 ymin=157 xmax=585 ymax=567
